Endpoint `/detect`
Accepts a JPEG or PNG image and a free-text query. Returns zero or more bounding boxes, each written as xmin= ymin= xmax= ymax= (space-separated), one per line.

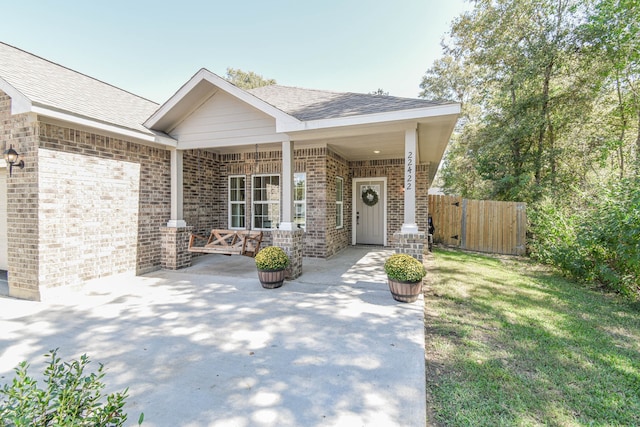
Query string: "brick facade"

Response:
xmin=393 ymin=231 xmax=426 ymax=261
xmin=38 ymin=122 xmax=171 ymax=279
xmin=1 ymin=92 xmax=40 ymax=300
xmin=326 ymin=150 xmax=351 ymax=257
xmin=3 ymin=86 xmax=432 ymax=300
xmin=183 ymin=150 xmax=221 ymax=237
xmin=272 ymin=229 xmax=304 ymax=279
xmin=2 ymin=89 xmax=172 ymax=300
xmin=184 ymin=146 xmax=357 ymax=260
xmin=177 ymin=146 xmax=429 ymax=261
xmin=161 ymin=226 xmax=193 ymax=269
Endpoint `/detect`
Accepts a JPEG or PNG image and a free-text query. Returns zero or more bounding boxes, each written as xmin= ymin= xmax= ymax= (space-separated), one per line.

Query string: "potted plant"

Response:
xmin=384 ymin=253 xmax=426 ymax=303
xmin=255 ymin=246 xmax=290 ymax=288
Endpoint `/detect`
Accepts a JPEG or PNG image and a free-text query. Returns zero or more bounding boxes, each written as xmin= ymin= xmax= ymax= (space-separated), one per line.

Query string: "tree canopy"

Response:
xmin=421 ymin=0 xmax=640 ymax=298
xmin=225 ymin=67 xmax=276 ymax=89
xmin=422 ymin=0 xmax=639 ymax=203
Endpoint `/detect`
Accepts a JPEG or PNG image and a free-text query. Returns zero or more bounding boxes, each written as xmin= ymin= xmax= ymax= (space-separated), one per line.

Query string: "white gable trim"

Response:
xmin=144 ymin=68 xmax=301 ymax=131
xmin=32 ymin=105 xmax=177 ymax=147
xmin=0 ymin=76 xmax=175 ymax=147
xmin=0 ymin=77 xmax=32 ymax=115
xmin=278 ymin=103 xmax=462 ymax=133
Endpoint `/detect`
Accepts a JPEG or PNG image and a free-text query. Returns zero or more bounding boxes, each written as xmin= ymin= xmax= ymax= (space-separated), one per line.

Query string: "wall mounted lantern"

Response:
xmin=3 ymin=144 xmax=24 ymax=177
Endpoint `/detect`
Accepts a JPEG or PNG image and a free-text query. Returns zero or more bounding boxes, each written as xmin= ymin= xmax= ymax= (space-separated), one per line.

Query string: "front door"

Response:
xmin=354 ymin=179 xmax=386 ymax=245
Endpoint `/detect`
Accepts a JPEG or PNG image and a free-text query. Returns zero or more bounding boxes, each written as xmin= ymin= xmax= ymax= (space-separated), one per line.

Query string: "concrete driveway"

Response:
xmin=0 ymin=247 xmax=426 ymax=427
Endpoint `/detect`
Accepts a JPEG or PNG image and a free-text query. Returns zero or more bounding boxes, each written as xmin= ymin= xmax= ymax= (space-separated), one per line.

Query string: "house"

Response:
xmin=0 ymin=42 xmax=460 ymax=301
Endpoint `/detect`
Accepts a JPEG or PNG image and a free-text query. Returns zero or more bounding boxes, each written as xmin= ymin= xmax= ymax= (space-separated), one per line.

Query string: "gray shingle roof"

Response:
xmin=0 ymin=42 xmax=159 ymax=136
xmin=1 ymin=42 xmax=454 ymax=136
xmin=248 ymin=85 xmax=453 ymax=121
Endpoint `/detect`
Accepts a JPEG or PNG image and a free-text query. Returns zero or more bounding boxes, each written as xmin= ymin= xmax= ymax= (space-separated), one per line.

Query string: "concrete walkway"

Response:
xmin=0 ymin=247 xmax=426 ymax=427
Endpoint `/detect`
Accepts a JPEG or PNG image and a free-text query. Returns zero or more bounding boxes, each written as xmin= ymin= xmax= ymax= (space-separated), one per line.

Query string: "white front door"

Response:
xmin=0 ymin=168 xmax=7 ymax=270
xmin=354 ymin=178 xmax=386 ymax=245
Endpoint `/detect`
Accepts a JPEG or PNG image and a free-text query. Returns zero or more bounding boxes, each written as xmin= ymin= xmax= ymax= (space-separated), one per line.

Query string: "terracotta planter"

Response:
xmin=387 ymin=277 xmax=422 ymax=303
xmin=257 ymin=269 xmax=286 ymax=289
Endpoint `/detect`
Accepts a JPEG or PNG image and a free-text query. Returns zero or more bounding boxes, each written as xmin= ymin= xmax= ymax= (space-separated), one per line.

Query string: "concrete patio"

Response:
xmin=0 ymin=247 xmax=426 ymax=427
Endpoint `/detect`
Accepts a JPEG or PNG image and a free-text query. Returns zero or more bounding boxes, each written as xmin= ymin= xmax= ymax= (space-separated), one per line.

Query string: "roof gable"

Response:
xmin=170 ymin=89 xmax=282 ymax=149
xmin=144 ymin=69 xmax=300 ymax=133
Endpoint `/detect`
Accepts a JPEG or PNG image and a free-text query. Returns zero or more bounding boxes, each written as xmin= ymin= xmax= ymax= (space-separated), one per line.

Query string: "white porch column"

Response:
xmin=167 ymin=148 xmax=186 ymax=228
xmin=401 ymin=126 xmax=420 ymax=234
xmin=279 ymin=140 xmax=295 ymax=231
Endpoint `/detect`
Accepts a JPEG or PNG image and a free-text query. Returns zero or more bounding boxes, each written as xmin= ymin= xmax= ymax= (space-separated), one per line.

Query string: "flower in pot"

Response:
xmin=384 ymin=253 xmax=426 ymax=303
xmin=255 ymin=246 xmax=290 ymax=289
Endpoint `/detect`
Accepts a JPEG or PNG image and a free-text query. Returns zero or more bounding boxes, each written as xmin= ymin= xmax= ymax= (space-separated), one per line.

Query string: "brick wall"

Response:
xmin=296 ymin=147 xmax=325 ymax=257
xmin=326 ymin=149 xmax=350 ymax=257
xmin=187 ymin=146 xmax=351 ymax=258
xmin=217 ymin=150 xmax=281 ymax=249
xmin=1 ymin=91 xmax=40 ymax=300
xmin=181 ymin=147 xmax=430 ymax=259
xmin=37 ymin=121 xmax=171 ymax=289
xmin=210 ymin=147 xmax=337 ymax=258
xmin=183 ymin=150 xmax=221 ymax=237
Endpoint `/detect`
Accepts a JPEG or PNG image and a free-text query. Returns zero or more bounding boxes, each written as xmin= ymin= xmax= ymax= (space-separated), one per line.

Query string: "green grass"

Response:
xmin=424 ymin=249 xmax=640 ymax=427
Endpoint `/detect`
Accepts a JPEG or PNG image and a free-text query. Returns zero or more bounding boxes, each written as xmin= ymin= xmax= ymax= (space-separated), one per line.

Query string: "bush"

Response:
xmin=0 ymin=349 xmax=143 ymax=427
xmin=384 ymin=253 xmax=427 ymax=283
xmin=254 ymin=246 xmax=290 ymax=271
xmin=529 ymin=178 xmax=640 ymax=299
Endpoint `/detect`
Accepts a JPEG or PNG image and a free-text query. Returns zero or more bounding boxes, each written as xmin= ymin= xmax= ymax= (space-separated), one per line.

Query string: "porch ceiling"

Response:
xmin=213 ymin=112 xmax=457 ymax=183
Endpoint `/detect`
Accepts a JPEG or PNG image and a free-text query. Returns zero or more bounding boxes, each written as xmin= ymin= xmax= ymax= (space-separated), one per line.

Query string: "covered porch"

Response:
xmin=145 ymin=70 xmax=460 ymax=278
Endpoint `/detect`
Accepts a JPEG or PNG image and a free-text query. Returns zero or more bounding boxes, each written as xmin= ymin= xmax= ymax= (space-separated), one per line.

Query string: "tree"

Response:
xmin=420 ymin=0 xmax=640 ymax=297
xmin=421 ymin=0 xmax=600 ymax=202
xmin=225 ymin=68 xmax=276 ymax=89
xmin=369 ymin=88 xmax=389 ymax=96
xmin=581 ymin=0 xmax=640 ymax=176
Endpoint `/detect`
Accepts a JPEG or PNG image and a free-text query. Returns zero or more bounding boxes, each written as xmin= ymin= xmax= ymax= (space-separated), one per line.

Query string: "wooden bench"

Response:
xmin=188 ymin=229 xmax=263 ymax=257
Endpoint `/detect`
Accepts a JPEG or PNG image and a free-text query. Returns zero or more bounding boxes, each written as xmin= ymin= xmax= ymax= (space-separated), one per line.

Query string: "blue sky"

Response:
xmin=1 ymin=1 xmax=471 ymax=103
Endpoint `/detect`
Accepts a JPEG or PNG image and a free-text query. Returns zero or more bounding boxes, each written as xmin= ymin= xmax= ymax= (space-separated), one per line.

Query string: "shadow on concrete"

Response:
xmin=0 ymin=247 xmax=425 ymax=427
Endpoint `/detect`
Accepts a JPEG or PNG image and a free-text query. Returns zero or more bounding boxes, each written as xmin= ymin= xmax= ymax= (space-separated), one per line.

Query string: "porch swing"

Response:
xmin=187 ymin=148 xmax=263 ymax=257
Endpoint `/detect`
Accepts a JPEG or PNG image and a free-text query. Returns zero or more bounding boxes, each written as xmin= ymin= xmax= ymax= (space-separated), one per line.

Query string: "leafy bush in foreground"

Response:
xmin=0 ymin=349 xmax=143 ymax=426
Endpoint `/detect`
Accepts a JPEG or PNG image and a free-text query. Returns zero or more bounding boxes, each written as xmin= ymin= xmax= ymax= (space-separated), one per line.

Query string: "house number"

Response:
xmin=406 ymin=151 xmax=413 ymax=191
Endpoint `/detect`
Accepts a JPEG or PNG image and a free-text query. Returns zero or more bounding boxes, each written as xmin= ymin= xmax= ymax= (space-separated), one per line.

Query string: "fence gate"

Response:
xmin=428 ymin=195 xmax=527 ymax=256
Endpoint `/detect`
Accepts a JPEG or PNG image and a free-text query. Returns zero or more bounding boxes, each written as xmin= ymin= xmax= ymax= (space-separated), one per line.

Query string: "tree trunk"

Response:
xmin=615 ymin=71 xmax=626 ymax=179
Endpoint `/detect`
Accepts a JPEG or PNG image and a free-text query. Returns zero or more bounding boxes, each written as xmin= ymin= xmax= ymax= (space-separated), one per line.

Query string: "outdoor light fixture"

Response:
xmin=3 ymin=144 xmax=24 ymax=177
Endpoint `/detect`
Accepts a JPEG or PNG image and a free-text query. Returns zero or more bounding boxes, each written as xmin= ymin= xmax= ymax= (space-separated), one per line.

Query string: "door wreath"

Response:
xmin=362 ymin=188 xmax=379 ymax=207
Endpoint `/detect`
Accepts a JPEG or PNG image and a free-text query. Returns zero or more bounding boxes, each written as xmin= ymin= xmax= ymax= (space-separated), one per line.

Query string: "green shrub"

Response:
xmin=529 ymin=178 xmax=640 ymax=299
xmin=384 ymin=253 xmax=427 ymax=283
xmin=0 ymin=349 xmax=143 ymax=427
xmin=254 ymin=246 xmax=290 ymax=271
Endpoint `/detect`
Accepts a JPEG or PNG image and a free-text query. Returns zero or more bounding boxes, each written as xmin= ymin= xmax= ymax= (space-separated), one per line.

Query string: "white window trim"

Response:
xmin=252 ymin=174 xmax=281 ymax=231
xmin=228 ymin=175 xmax=246 ymax=230
xmin=294 ymin=172 xmax=306 ymax=231
xmin=336 ymin=176 xmax=344 ymax=229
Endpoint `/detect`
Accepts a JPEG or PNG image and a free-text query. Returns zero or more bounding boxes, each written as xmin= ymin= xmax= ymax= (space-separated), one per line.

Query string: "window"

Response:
xmin=294 ymin=173 xmax=306 ymax=230
xmin=336 ymin=176 xmax=344 ymax=229
xmin=229 ymin=175 xmax=246 ymax=229
xmin=253 ymin=175 xmax=280 ymax=229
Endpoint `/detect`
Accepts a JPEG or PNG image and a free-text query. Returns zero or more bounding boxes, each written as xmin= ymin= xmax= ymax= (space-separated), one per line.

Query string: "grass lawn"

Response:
xmin=424 ymin=249 xmax=640 ymax=426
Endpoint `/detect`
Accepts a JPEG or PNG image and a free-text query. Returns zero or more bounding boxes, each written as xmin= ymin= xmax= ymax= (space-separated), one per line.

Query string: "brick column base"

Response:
xmin=393 ymin=231 xmax=426 ymax=262
xmin=161 ymin=226 xmax=193 ymax=270
xmin=272 ymin=229 xmax=304 ymax=279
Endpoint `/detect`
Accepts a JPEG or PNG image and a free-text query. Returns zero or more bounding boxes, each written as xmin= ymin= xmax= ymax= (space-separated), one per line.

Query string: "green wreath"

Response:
xmin=362 ymin=188 xmax=379 ymax=207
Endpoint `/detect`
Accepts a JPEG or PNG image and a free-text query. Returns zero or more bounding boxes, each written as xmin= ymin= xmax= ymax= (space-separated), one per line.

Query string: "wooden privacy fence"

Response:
xmin=428 ymin=195 xmax=527 ymax=256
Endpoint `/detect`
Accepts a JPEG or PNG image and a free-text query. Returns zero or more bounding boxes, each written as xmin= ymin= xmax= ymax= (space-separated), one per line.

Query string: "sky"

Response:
xmin=1 ymin=1 xmax=472 ymax=104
